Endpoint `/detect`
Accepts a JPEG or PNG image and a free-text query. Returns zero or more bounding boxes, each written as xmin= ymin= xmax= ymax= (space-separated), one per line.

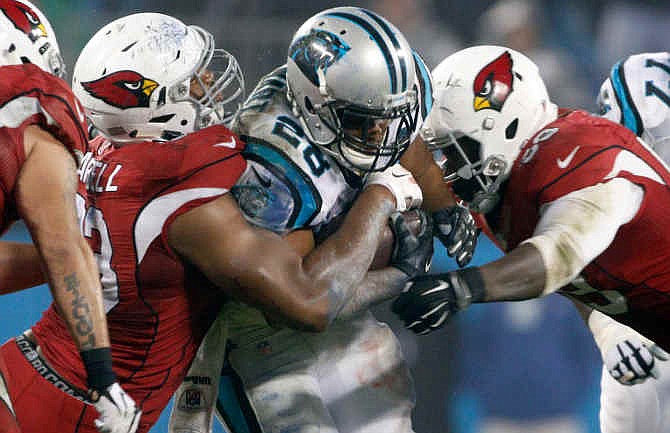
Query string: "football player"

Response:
xmin=591 ymin=51 xmax=670 ymax=433
xmin=0 ymin=1 xmax=138 ymax=432
xmin=0 ymin=12 xmax=429 ymax=433
xmin=169 ymin=7 xmax=476 ymax=433
xmin=392 ymin=45 xmax=670 ymax=404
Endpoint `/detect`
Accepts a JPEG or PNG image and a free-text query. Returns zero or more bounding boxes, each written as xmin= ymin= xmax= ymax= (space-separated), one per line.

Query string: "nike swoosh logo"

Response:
xmin=392 ymin=172 xmax=409 ymax=178
xmin=213 ymin=137 xmax=237 ymax=148
xmin=557 ymin=146 xmax=580 ymax=169
xmin=251 ymin=166 xmax=272 ymax=188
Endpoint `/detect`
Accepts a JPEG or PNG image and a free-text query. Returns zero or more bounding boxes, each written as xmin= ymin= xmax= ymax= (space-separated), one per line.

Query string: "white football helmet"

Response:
xmin=422 ymin=45 xmax=557 ymax=213
xmin=597 ymin=52 xmax=670 ymax=161
xmin=72 ymin=13 xmax=244 ymax=142
xmin=286 ymin=7 xmax=418 ymax=172
xmin=0 ymin=0 xmax=64 ymax=77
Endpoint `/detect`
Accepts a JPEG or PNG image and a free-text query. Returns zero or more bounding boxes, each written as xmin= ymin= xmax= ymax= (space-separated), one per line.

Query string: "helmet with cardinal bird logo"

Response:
xmin=421 ymin=45 xmax=557 ymax=213
xmin=0 ymin=0 xmax=64 ymax=77
xmin=72 ymin=12 xmax=244 ymax=143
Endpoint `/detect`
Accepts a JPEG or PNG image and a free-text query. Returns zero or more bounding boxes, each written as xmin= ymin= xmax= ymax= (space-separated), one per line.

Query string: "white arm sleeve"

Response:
xmin=522 ymin=177 xmax=644 ymax=295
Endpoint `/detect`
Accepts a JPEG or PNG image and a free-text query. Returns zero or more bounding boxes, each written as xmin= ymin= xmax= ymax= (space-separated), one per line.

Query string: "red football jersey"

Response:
xmin=31 ymin=125 xmax=246 ymax=430
xmin=0 ymin=63 xmax=88 ymax=231
xmin=500 ymin=110 xmax=670 ymax=350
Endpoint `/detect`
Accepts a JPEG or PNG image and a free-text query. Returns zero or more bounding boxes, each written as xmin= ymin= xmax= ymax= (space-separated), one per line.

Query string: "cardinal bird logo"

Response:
xmin=0 ymin=0 xmax=47 ymax=42
xmin=473 ymin=51 xmax=514 ymax=112
xmin=81 ymin=71 xmax=159 ymax=109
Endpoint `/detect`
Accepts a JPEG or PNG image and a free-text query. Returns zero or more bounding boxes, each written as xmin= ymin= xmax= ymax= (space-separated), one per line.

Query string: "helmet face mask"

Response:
xmin=315 ymin=96 xmax=417 ymax=172
xmin=422 ymin=45 xmax=558 ymax=212
xmin=73 ymin=13 xmax=244 ymax=143
xmin=286 ymin=7 xmax=418 ymax=173
xmin=426 ymin=129 xmax=507 ymax=213
xmin=0 ymin=0 xmax=65 ymax=77
xmin=185 ymin=27 xmax=244 ymax=129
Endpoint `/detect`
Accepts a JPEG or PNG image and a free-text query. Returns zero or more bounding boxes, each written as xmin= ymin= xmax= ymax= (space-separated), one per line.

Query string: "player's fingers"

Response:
xmin=650 ymin=362 xmax=661 ymax=380
xmin=620 ymin=369 xmax=636 ymax=385
xmin=609 ymin=364 xmax=624 ymax=380
xmin=456 ymin=249 xmax=473 ymax=268
xmin=407 ymin=319 xmax=429 ymax=335
xmin=391 ymin=291 xmax=411 ymax=315
xmin=447 ymin=238 xmax=463 ymax=256
xmin=417 ymin=211 xmax=431 ymax=236
xmin=130 ymin=409 xmax=142 ymax=433
xmin=390 ymin=212 xmax=411 ymax=238
xmin=651 ymin=344 xmax=670 ymax=361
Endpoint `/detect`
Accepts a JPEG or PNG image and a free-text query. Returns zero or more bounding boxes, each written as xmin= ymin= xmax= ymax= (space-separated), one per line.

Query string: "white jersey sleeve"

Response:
xmin=598 ymin=52 xmax=670 ymax=162
xmin=231 ymin=66 xmax=357 ymax=234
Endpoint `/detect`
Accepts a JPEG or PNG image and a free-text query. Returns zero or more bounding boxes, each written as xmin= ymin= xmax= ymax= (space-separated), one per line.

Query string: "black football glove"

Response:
xmin=433 ymin=205 xmax=478 ymax=267
xmin=389 ymin=210 xmax=434 ymax=279
xmin=392 ymin=270 xmax=480 ymax=334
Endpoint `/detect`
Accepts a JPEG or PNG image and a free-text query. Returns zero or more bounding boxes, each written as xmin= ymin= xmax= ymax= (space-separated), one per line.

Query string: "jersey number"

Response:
xmin=272 ymin=115 xmax=330 ymax=177
xmin=76 ymin=194 xmax=119 ymax=313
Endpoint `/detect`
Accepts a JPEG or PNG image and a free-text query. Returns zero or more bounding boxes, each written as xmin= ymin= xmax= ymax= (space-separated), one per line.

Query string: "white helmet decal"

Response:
xmin=81 ymin=71 xmax=159 ymax=109
xmin=73 ymin=13 xmax=244 ymax=143
xmin=0 ymin=0 xmax=64 ymax=77
xmin=424 ymin=45 xmax=558 ymax=213
xmin=472 ymin=51 xmax=514 ymax=113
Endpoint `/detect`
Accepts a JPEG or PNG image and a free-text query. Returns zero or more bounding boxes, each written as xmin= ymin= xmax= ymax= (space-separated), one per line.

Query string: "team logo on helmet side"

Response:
xmin=289 ymin=28 xmax=350 ymax=86
xmin=81 ymin=70 xmax=159 ymax=109
xmin=473 ymin=51 xmax=514 ymax=112
xmin=0 ymin=0 xmax=47 ymax=42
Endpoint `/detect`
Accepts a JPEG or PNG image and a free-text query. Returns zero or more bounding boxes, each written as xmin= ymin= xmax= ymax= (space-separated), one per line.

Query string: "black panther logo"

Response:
xmin=289 ymin=29 xmax=351 ymax=86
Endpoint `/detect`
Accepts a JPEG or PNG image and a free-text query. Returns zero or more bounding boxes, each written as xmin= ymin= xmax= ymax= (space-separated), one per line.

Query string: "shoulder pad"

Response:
xmin=235 ymin=140 xmax=322 ymax=232
xmin=0 ymin=64 xmax=88 ymax=154
xmin=233 ymin=65 xmax=288 ymax=131
xmin=123 ymin=125 xmax=244 ymax=182
xmin=512 ymin=110 xmax=653 ymax=204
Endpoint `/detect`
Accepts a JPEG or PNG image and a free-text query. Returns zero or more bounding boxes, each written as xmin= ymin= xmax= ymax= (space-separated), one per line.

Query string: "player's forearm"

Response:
xmin=0 ymin=241 xmax=46 ymax=294
xmin=40 ymin=238 xmax=110 ymax=350
xmin=303 ymin=185 xmax=396 ymax=322
xmin=477 ymin=243 xmax=547 ymax=302
xmin=400 ymin=135 xmax=456 ymax=211
xmin=336 ymin=268 xmax=409 ymax=319
xmin=17 ymin=135 xmax=111 ymax=351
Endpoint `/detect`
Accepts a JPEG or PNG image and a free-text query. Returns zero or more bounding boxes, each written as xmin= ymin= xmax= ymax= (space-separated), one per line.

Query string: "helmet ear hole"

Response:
xmin=505 ymin=118 xmax=519 ymax=140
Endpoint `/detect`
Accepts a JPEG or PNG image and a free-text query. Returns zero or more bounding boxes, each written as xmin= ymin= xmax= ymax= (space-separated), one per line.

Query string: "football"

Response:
xmin=370 ymin=209 xmax=425 ymax=270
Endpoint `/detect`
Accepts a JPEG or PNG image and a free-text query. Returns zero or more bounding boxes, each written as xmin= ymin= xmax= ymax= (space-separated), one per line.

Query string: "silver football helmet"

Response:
xmin=286 ymin=7 xmax=418 ymax=172
xmin=73 ymin=13 xmax=244 ymax=142
xmin=597 ymin=52 xmax=670 ymax=162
